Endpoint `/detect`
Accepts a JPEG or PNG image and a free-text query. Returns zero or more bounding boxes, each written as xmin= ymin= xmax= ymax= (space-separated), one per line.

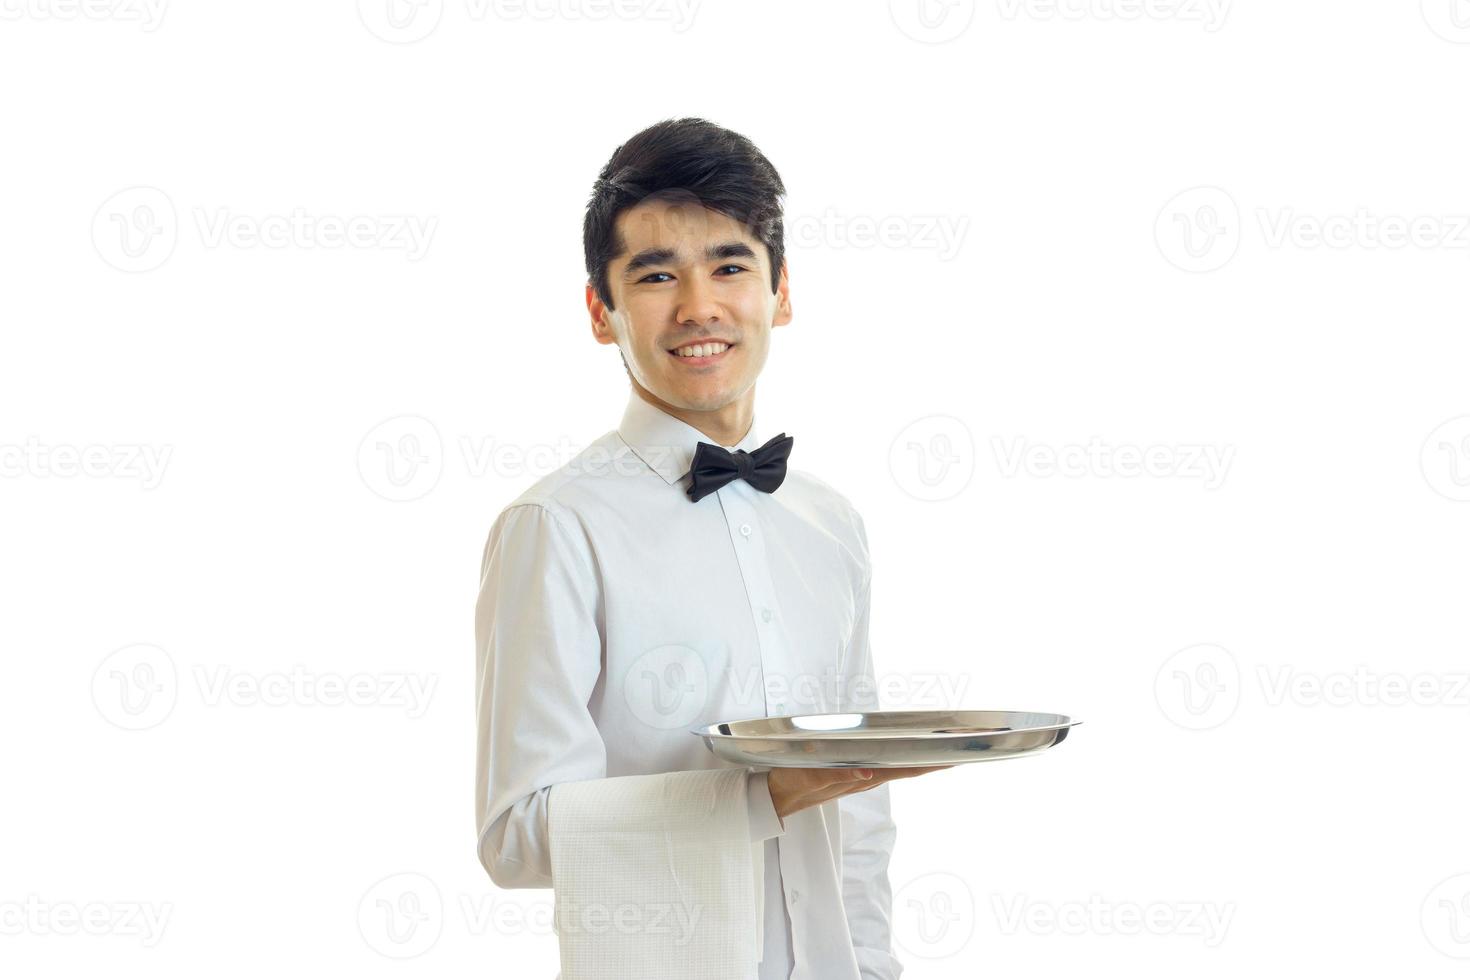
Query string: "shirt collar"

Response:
xmin=617 ymin=388 xmax=764 ymax=487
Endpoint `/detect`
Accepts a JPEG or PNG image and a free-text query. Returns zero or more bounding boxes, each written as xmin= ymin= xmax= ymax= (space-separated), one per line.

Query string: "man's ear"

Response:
xmin=587 ymin=282 xmax=618 ymax=345
xmin=772 ymin=260 xmax=792 ymax=327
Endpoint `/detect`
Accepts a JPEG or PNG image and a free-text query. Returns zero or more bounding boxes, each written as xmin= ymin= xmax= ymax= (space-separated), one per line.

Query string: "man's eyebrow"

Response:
xmin=620 ymin=241 xmax=760 ymax=278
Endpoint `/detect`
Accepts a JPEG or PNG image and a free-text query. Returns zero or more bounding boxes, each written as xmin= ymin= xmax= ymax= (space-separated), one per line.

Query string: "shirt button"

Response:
xmin=739 ymin=523 xmax=751 ymax=537
xmin=791 ymin=890 xmax=801 ymax=903
xmin=761 ymin=607 xmax=772 ymax=623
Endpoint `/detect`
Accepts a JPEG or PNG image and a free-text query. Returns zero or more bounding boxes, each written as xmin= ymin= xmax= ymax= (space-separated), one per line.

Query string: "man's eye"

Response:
xmin=715 ymin=264 xmax=747 ymax=275
xmin=639 ymin=272 xmax=673 ymax=284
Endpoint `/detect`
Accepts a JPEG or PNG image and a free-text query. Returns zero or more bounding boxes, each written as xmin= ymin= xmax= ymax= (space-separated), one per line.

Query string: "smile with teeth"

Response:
xmin=670 ymin=342 xmax=732 ymax=359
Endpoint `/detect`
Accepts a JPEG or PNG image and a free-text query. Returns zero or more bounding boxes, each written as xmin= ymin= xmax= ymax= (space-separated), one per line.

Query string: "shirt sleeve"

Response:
xmin=475 ymin=501 xmax=608 ymax=888
xmin=474 ymin=500 xmax=775 ymax=889
xmin=746 ymin=769 xmax=786 ymax=842
xmin=836 ymin=511 xmax=905 ymax=980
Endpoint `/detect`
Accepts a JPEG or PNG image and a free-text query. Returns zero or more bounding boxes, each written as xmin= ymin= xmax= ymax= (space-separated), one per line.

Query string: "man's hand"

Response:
xmin=767 ymin=765 xmax=955 ymax=822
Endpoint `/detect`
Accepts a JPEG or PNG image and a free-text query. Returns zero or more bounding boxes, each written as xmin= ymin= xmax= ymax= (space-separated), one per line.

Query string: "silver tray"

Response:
xmin=692 ymin=710 xmax=1080 ymax=768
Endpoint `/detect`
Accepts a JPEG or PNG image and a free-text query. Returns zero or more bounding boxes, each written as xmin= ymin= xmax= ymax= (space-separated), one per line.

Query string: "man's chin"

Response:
xmin=644 ymin=379 xmax=737 ymax=415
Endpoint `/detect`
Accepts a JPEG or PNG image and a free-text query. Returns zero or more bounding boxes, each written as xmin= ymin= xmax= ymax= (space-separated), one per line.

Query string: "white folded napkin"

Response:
xmin=548 ymin=767 xmax=760 ymax=980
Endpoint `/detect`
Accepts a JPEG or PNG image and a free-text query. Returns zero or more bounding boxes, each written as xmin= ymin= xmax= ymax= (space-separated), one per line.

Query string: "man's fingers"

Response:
xmin=864 ymin=764 xmax=956 ymax=783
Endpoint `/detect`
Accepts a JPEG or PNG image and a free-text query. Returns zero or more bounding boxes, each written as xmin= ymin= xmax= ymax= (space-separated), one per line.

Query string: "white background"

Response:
xmin=3 ymin=1 xmax=1469 ymax=977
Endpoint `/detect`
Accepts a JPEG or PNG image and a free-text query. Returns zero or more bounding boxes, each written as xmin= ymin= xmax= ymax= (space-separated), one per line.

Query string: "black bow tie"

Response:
xmin=685 ymin=433 xmax=794 ymax=503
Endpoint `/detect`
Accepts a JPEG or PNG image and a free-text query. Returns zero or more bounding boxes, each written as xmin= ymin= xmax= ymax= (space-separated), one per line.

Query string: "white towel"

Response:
xmin=549 ymin=767 xmax=761 ymax=980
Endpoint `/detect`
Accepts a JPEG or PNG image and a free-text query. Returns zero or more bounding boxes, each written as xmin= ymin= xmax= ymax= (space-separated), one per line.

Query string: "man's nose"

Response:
xmin=675 ymin=274 xmax=721 ymax=324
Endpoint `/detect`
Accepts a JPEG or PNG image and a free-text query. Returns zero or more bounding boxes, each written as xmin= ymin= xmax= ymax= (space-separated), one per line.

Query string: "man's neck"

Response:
xmin=631 ymin=382 xmax=753 ymax=448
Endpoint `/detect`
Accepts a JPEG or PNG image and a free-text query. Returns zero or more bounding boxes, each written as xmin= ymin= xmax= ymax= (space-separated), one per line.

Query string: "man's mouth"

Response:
xmin=666 ymin=340 xmax=735 ymax=366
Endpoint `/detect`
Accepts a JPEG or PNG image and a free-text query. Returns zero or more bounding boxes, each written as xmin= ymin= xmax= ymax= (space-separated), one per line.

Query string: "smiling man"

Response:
xmin=475 ymin=117 xmax=950 ymax=980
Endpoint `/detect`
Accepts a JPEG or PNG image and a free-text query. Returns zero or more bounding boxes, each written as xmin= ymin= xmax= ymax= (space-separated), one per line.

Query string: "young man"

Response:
xmin=474 ymin=117 xmax=949 ymax=980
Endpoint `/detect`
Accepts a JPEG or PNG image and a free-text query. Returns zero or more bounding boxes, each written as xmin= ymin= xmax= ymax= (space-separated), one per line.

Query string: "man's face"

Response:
xmin=588 ymin=199 xmax=791 ymax=414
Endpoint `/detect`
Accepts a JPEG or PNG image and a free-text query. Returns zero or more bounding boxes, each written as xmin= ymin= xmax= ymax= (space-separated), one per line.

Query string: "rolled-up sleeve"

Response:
xmin=836 ymin=512 xmax=904 ymax=980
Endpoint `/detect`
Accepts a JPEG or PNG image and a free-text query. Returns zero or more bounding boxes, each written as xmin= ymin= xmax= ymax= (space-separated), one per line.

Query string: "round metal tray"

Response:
xmin=692 ymin=709 xmax=1080 ymax=768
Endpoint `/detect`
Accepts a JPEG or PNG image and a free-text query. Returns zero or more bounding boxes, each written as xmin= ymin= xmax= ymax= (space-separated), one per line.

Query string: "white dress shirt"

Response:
xmin=474 ymin=388 xmax=903 ymax=980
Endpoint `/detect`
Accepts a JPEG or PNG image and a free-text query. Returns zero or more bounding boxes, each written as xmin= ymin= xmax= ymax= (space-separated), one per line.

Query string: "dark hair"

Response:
xmin=583 ymin=117 xmax=786 ymax=311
